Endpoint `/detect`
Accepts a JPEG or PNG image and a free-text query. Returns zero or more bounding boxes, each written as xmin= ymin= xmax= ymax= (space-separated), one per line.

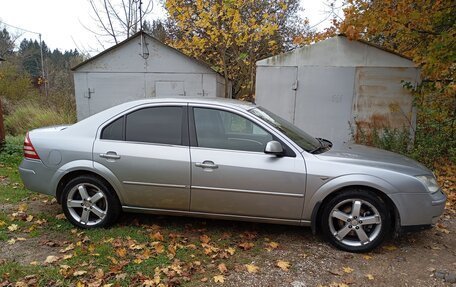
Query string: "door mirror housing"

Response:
xmin=264 ymin=141 xmax=284 ymax=155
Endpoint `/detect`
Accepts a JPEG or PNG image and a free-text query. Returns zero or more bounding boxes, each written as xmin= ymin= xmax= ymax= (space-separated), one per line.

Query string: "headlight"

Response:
xmin=416 ymin=175 xmax=440 ymax=194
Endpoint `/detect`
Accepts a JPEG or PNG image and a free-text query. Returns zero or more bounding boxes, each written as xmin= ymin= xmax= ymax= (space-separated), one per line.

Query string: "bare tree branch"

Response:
xmin=84 ymin=0 xmax=154 ymax=47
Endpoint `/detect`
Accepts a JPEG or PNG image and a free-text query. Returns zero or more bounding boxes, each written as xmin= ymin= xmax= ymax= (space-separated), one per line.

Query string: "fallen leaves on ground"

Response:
xmin=218 ymin=263 xmax=228 ymax=273
xmin=238 ymin=242 xmax=254 ymax=250
xmin=7 ymin=224 xmax=18 ymax=231
xmin=383 ymin=245 xmax=397 ymax=251
xmin=276 ymin=260 xmax=291 ymax=271
xmin=245 ymin=264 xmax=260 ymax=273
xmin=44 ymin=255 xmax=59 ymax=264
xmin=265 ymin=241 xmax=279 ymax=251
xmin=213 ymin=274 xmax=225 ymax=283
xmin=343 ymin=267 xmax=354 ymax=274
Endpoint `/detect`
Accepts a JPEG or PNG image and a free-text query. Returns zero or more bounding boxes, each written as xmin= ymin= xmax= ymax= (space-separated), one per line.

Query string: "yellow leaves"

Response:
xmin=150 ymin=232 xmax=164 ymax=241
xmin=63 ymin=254 xmax=73 ymax=260
xmin=0 ymin=220 xmax=5 ymax=227
xmin=343 ymin=267 xmax=354 ymax=274
xmin=129 ymin=243 xmax=145 ymax=250
xmin=167 ymin=244 xmax=177 ymax=257
xmin=366 ymin=274 xmax=375 ymax=280
xmin=116 ymin=248 xmax=127 ymax=258
xmin=276 ymin=260 xmax=291 ymax=271
xmin=217 ymin=263 xmax=228 ymax=273
xmin=152 ymin=242 xmax=165 ymax=254
xmin=7 ymin=224 xmax=18 ymax=231
xmin=383 ymin=245 xmax=398 ymax=251
xmin=363 ymin=255 xmax=373 ymax=260
xmin=8 ymin=237 xmax=26 ymax=245
xmin=18 ymin=203 xmax=28 ymax=212
xmin=73 ymin=270 xmax=87 ymax=276
xmin=213 ymin=274 xmax=225 ymax=283
xmin=436 ymin=223 xmax=450 ymax=234
xmin=26 ymin=215 xmax=34 ymax=222
xmin=44 ymin=255 xmax=59 ymax=264
xmin=200 ymin=234 xmax=211 ymax=244
xmin=329 ymin=283 xmax=350 ymax=287
xmin=265 ymin=241 xmax=279 ymax=251
xmin=238 ymin=242 xmax=254 ymax=250
xmin=60 ymin=243 xmax=75 ymax=253
xmin=245 ymin=264 xmax=260 ymax=273
xmin=202 ymin=243 xmax=219 ymax=255
xmin=225 ymin=247 xmax=236 ymax=255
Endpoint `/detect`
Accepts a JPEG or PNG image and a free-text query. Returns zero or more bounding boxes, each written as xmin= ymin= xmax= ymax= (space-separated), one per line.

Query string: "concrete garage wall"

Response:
xmin=73 ymin=32 xmax=231 ymax=120
xmin=256 ymin=36 xmax=419 ymax=144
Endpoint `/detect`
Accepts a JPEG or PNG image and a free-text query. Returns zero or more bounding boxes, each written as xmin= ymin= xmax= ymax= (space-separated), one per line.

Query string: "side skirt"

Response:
xmin=122 ymin=206 xmax=311 ymax=227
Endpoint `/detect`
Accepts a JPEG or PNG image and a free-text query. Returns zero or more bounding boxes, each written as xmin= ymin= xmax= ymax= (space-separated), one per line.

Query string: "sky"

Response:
xmin=0 ymin=0 xmax=344 ymax=55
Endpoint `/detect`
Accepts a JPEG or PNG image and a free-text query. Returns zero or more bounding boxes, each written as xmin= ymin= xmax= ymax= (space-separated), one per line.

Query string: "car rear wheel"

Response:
xmin=61 ymin=175 xmax=121 ymax=228
xmin=321 ymin=189 xmax=391 ymax=252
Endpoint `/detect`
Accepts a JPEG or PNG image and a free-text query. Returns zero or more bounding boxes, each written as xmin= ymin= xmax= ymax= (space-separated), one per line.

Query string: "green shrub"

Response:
xmin=0 ymin=135 xmax=24 ymax=165
xmin=4 ymin=102 xmax=76 ymax=136
xmin=355 ymin=126 xmax=411 ymax=156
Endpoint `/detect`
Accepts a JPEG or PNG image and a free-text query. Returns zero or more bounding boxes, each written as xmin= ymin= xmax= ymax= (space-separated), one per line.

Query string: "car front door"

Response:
xmin=93 ymin=104 xmax=191 ymax=210
xmin=189 ymin=105 xmax=307 ymax=220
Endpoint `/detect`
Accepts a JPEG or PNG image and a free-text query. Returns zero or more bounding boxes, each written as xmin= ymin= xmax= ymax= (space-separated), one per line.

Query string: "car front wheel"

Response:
xmin=321 ymin=189 xmax=391 ymax=252
xmin=61 ymin=175 xmax=121 ymax=228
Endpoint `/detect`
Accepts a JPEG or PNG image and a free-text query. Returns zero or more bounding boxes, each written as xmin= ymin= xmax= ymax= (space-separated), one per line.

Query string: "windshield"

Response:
xmin=249 ymin=107 xmax=321 ymax=152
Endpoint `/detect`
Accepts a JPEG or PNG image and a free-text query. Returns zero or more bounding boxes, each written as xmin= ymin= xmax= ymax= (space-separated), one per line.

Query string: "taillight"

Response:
xmin=23 ymin=132 xmax=40 ymax=160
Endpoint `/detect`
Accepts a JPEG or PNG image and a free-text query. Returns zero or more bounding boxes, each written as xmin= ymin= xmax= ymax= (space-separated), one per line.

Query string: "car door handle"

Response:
xmin=99 ymin=152 xmax=121 ymax=160
xmin=195 ymin=161 xmax=218 ymax=169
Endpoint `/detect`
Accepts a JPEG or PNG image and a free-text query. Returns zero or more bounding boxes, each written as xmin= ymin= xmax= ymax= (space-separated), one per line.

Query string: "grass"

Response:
xmin=4 ymin=102 xmax=75 ymax=136
xmin=0 ymin=137 xmax=266 ymax=285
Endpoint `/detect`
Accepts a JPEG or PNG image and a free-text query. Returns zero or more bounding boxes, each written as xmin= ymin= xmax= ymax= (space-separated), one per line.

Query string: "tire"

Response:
xmin=61 ymin=175 xmax=121 ymax=228
xmin=320 ymin=189 xmax=391 ymax=252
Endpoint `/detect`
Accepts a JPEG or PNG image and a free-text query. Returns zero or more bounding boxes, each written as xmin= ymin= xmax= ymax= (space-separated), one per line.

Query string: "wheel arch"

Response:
xmin=54 ymin=161 xmax=124 ymax=205
xmin=308 ymin=177 xmax=401 ymax=236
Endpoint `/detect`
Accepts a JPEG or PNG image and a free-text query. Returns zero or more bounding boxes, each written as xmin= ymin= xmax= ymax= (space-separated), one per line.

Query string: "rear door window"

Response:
xmin=125 ymin=107 xmax=183 ymax=145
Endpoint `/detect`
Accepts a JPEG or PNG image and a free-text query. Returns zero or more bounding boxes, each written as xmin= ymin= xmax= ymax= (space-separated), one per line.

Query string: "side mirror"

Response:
xmin=264 ymin=140 xmax=284 ymax=156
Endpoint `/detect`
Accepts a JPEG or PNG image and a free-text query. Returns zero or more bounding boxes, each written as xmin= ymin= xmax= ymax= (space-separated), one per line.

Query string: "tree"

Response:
xmin=143 ymin=19 xmax=174 ymax=43
xmin=336 ymin=0 xmax=455 ymax=164
xmin=18 ymin=39 xmax=48 ymax=78
xmin=164 ymin=0 xmax=307 ymax=99
xmin=0 ymin=28 xmax=15 ymax=58
xmin=85 ymin=0 xmax=154 ymax=46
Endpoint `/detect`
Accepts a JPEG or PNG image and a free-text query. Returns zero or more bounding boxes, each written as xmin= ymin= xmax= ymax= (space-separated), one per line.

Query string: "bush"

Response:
xmin=4 ymin=102 xmax=76 ymax=136
xmin=355 ymin=126 xmax=411 ymax=157
xmin=0 ymin=135 xmax=24 ymax=165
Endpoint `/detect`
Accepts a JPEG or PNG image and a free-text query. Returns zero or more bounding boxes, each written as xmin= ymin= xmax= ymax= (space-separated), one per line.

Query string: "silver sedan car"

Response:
xmin=19 ymin=98 xmax=446 ymax=252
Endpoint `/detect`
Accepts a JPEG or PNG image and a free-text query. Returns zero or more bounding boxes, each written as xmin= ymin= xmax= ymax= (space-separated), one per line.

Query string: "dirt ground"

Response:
xmin=1 ymin=197 xmax=455 ymax=287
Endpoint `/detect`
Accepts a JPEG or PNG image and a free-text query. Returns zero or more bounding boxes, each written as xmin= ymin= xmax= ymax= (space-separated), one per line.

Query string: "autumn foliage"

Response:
xmin=335 ymin=0 xmax=455 ymax=166
xmin=164 ymin=0 xmax=306 ymax=99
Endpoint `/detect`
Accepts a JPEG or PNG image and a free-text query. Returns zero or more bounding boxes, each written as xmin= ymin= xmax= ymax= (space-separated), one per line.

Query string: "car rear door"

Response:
xmin=93 ymin=103 xmax=191 ymax=210
xmin=188 ymin=105 xmax=307 ymax=220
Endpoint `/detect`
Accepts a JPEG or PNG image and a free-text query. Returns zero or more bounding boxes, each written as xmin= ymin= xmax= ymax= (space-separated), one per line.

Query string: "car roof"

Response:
xmin=121 ymin=97 xmax=256 ymax=110
xmin=73 ymin=97 xmax=257 ymax=134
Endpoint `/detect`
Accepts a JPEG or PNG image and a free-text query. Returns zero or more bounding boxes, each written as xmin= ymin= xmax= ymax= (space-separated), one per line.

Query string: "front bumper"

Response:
xmin=19 ymin=159 xmax=56 ymax=196
xmin=389 ymin=189 xmax=447 ymax=227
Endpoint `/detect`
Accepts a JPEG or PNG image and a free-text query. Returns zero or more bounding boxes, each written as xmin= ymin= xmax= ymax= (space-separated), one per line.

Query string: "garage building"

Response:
xmin=72 ymin=31 xmax=231 ymax=120
xmin=255 ymin=35 xmax=419 ymax=144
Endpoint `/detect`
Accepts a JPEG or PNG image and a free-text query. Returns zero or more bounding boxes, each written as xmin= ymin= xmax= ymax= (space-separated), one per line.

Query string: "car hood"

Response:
xmin=314 ymin=143 xmax=432 ymax=176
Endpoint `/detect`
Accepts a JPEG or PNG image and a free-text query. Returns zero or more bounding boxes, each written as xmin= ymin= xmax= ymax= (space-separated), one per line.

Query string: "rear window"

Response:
xmin=101 ymin=116 xmax=124 ymax=141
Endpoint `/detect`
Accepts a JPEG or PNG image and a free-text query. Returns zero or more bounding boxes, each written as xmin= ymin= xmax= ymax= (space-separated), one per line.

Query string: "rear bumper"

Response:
xmin=19 ymin=159 xmax=56 ymax=196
